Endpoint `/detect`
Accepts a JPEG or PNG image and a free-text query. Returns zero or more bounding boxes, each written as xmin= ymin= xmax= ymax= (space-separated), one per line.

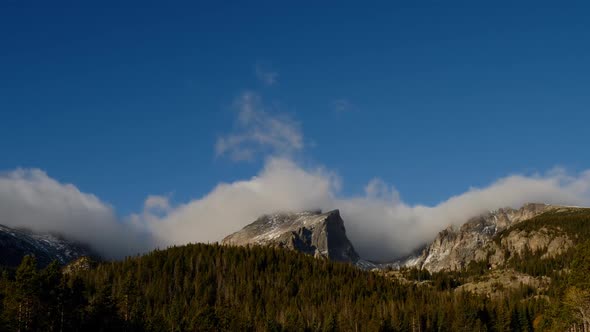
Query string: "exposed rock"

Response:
xmin=379 ymin=269 xmax=431 ymax=286
xmin=222 ymin=210 xmax=359 ymax=263
xmin=0 ymin=223 xmax=97 ymax=268
xmin=406 ymin=203 xmax=557 ymax=272
xmin=62 ymin=256 xmax=98 ymax=274
xmin=484 ymin=226 xmax=574 ymax=267
xmin=456 ymin=269 xmax=551 ymax=298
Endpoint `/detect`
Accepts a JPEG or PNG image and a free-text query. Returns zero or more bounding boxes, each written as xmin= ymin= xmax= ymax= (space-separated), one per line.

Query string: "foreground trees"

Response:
xmin=0 ymin=245 xmax=547 ymax=332
xmin=563 ymin=287 xmax=590 ymax=331
xmin=0 ymin=221 xmax=588 ymax=331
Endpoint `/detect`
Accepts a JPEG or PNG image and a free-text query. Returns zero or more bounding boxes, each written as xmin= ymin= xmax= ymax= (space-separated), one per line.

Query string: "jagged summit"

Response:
xmin=220 ymin=203 xmax=582 ymax=270
xmin=222 ymin=209 xmax=360 ymax=263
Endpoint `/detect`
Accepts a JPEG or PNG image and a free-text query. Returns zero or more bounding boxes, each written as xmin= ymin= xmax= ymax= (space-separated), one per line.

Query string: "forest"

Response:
xmin=0 ymin=211 xmax=589 ymax=331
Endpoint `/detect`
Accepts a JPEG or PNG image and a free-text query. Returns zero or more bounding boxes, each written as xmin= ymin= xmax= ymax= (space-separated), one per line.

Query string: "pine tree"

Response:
xmin=15 ymin=255 xmax=40 ymax=331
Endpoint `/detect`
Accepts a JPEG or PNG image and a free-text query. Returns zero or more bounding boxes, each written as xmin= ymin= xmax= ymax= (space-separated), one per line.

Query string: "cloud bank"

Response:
xmin=3 ymin=163 xmax=590 ymax=262
xmin=3 ymin=93 xmax=590 ymax=262
xmin=0 ymin=169 xmax=154 ymax=259
xmin=139 ymin=160 xmax=590 ymax=261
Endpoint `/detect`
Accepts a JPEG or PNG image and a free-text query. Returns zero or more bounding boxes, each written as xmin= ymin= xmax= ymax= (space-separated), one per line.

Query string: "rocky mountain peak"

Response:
xmin=222 ymin=209 xmax=359 ymax=263
xmin=404 ymin=203 xmax=558 ymax=272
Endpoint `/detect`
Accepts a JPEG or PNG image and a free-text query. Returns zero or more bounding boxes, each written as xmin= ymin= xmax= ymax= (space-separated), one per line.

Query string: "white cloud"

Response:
xmin=4 ymin=97 xmax=590 ymax=264
xmin=144 ymin=195 xmax=171 ymax=212
xmin=0 ymin=169 xmax=153 ymax=259
xmin=140 ymin=160 xmax=590 ymax=262
xmin=3 ymin=165 xmax=590 ymax=263
xmin=255 ymin=63 xmax=278 ymax=86
xmin=215 ymin=92 xmax=303 ymax=161
xmin=337 ymin=170 xmax=590 ymax=261
xmin=364 ymin=178 xmax=400 ymax=202
xmin=142 ymin=158 xmax=339 ymax=246
xmin=99 ymin=96 xmax=590 ymax=261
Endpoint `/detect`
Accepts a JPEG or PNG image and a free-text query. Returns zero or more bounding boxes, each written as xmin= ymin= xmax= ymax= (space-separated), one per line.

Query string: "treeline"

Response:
xmin=499 ymin=209 xmax=590 ymax=331
xmin=0 ymin=244 xmax=545 ymax=332
xmin=537 ymin=239 xmax=590 ymax=331
xmin=0 ymin=209 xmax=588 ymax=331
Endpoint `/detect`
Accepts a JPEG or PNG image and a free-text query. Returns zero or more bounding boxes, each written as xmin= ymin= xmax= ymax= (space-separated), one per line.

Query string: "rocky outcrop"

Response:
xmin=484 ymin=226 xmax=574 ymax=267
xmin=406 ymin=203 xmax=556 ymax=272
xmin=455 ymin=269 xmax=551 ymax=298
xmin=62 ymin=256 xmax=98 ymax=274
xmin=221 ymin=203 xmax=582 ymax=272
xmin=222 ymin=210 xmax=360 ymax=263
xmin=0 ymin=224 xmax=97 ymax=268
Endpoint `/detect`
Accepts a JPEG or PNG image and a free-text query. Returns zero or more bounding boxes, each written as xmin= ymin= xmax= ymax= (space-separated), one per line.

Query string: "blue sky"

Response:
xmin=2 ymin=1 xmax=590 ymax=218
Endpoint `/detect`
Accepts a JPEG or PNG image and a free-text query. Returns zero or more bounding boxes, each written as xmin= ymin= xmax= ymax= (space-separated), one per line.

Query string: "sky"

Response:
xmin=1 ymin=2 xmax=590 ymax=260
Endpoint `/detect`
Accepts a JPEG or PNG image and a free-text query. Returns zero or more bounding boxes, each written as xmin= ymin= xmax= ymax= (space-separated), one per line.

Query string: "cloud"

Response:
xmin=137 ymin=155 xmax=590 ymax=261
xmin=0 ymin=169 xmax=154 ymax=259
xmin=215 ymin=92 xmax=303 ymax=161
xmin=100 ymin=96 xmax=590 ymax=261
xmin=144 ymin=195 xmax=171 ymax=212
xmin=3 ymin=165 xmax=590 ymax=263
xmin=141 ymin=158 xmax=339 ymax=246
xmin=255 ymin=63 xmax=278 ymax=85
xmin=4 ymin=95 xmax=590 ymax=264
xmin=364 ymin=178 xmax=400 ymax=202
xmin=337 ymin=170 xmax=590 ymax=261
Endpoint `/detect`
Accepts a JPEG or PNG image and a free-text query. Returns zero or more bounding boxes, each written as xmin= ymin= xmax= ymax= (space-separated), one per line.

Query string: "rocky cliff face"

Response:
xmin=405 ymin=203 xmax=557 ymax=272
xmin=0 ymin=224 xmax=96 ymax=268
xmin=222 ymin=210 xmax=360 ymax=263
xmin=483 ymin=223 xmax=575 ymax=268
xmin=221 ymin=203 xmax=581 ymax=272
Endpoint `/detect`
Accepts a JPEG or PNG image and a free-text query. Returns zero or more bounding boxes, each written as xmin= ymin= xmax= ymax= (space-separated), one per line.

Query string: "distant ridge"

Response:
xmin=0 ymin=223 xmax=97 ymax=268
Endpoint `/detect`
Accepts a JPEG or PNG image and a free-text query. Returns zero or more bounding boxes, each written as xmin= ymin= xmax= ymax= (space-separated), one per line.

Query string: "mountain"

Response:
xmin=222 ymin=209 xmax=360 ymax=263
xmin=0 ymin=241 xmax=553 ymax=331
xmin=2 ymin=205 xmax=590 ymax=330
xmin=220 ymin=203 xmax=572 ymax=271
xmin=0 ymin=223 xmax=96 ymax=268
xmin=402 ymin=203 xmax=579 ymax=272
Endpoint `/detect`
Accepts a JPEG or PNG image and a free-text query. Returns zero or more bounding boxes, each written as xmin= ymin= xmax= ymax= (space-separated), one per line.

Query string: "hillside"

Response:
xmin=0 ymin=224 xmax=97 ymax=268
xmin=387 ymin=207 xmax=590 ymax=331
xmin=401 ymin=203 xmax=555 ymax=272
xmin=0 ymin=241 xmax=584 ymax=331
xmin=0 ymin=243 xmax=544 ymax=331
xmin=0 ymin=206 xmax=588 ymax=331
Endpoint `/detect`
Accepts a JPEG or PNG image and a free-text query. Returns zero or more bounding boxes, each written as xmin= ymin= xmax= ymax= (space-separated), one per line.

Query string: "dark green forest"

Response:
xmin=0 ymin=210 xmax=589 ymax=331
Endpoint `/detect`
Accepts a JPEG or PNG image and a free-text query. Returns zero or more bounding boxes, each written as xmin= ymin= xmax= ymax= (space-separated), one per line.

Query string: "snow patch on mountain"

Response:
xmin=0 ymin=224 xmax=97 ymax=267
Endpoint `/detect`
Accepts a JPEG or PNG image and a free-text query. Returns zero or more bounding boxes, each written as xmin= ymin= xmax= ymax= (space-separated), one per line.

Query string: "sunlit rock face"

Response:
xmin=405 ymin=203 xmax=556 ymax=272
xmin=222 ymin=209 xmax=360 ymax=263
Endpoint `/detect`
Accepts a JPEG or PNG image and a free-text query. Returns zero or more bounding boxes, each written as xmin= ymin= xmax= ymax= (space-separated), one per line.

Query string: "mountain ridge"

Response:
xmin=221 ymin=202 xmax=589 ymax=273
xmin=222 ymin=209 xmax=360 ymax=263
xmin=397 ymin=203 xmax=588 ymax=272
xmin=0 ymin=223 xmax=97 ymax=268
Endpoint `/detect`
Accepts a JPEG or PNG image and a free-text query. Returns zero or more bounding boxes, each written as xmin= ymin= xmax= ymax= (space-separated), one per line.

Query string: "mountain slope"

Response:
xmin=0 ymin=223 xmax=96 ymax=268
xmin=61 ymin=243 xmax=546 ymax=331
xmin=402 ymin=203 xmax=590 ymax=273
xmin=221 ymin=209 xmax=360 ymax=263
xmin=2 ymin=208 xmax=589 ymax=330
xmin=404 ymin=203 xmax=560 ymax=272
